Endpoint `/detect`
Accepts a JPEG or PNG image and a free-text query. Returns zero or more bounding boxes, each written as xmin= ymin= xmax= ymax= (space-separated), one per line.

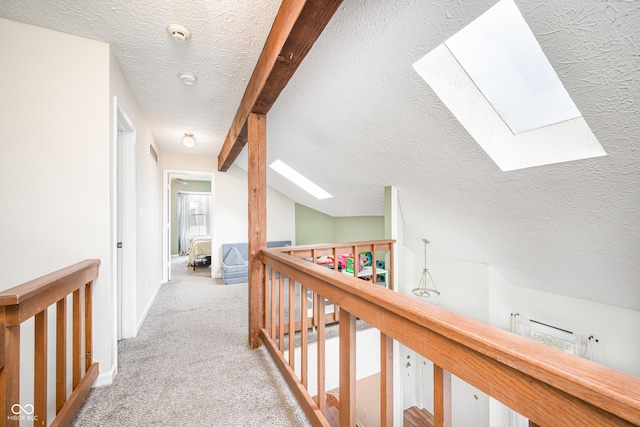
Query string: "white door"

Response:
xmin=116 ymin=102 xmax=137 ymax=340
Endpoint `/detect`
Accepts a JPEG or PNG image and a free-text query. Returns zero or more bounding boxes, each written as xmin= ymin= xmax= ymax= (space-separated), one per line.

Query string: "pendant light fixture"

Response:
xmin=412 ymin=239 xmax=440 ymax=298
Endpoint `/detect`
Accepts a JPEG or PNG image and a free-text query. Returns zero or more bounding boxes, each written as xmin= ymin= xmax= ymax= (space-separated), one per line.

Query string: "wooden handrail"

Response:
xmin=1 ymin=259 xmax=100 ymax=427
xmin=0 ymin=259 xmax=100 ymax=325
xmin=260 ymin=246 xmax=640 ymax=427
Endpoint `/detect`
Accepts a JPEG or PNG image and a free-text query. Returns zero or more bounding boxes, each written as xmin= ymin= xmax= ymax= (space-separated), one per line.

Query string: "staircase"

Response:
xmin=318 ymin=392 xmax=365 ymax=427
xmin=325 ymin=393 xmax=340 ymax=427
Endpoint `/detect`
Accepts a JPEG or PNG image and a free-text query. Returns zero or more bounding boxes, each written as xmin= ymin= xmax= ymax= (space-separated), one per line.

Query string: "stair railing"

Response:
xmin=0 ymin=259 xmax=100 ymax=427
xmin=259 ymin=242 xmax=640 ymax=427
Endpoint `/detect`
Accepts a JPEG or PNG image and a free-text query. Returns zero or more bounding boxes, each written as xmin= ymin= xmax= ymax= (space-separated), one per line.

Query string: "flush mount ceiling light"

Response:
xmin=182 ymin=133 xmax=195 ymax=148
xmin=167 ymin=24 xmax=191 ymax=41
xmin=412 ymin=239 xmax=440 ymax=298
xmin=269 ymin=159 xmax=332 ymax=200
xmin=178 ymin=71 xmax=197 ymax=85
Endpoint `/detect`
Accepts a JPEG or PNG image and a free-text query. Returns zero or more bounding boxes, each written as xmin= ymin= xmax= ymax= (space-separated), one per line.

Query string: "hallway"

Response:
xmin=72 ymin=258 xmax=309 ymax=426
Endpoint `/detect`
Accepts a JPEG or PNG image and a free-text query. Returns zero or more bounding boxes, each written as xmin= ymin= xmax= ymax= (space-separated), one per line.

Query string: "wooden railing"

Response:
xmin=0 ymin=259 xmax=100 ymax=427
xmin=259 ymin=242 xmax=640 ymax=427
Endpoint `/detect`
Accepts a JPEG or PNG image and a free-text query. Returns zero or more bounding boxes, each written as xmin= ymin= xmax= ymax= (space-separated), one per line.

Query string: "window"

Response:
xmin=187 ymin=194 xmax=211 ymax=236
xmin=178 ymin=192 xmax=211 ymax=256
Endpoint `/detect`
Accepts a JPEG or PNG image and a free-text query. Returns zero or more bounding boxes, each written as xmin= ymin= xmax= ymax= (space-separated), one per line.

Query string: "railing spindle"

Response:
xmin=380 ymin=332 xmax=393 ymax=427
xmin=434 ymin=364 xmax=452 ymax=427
xmin=389 ymin=242 xmax=395 ymax=290
xmin=339 ymin=307 xmax=356 ymax=427
xmin=270 ymin=268 xmax=276 ymax=340
xmin=56 ymin=297 xmax=66 ymax=414
xmin=263 ymin=267 xmax=269 ymax=328
xmin=288 ymin=279 xmax=295 ymax=369
xmin=85 ymin=281 xmax=93 ymax=369
xmin=300 ymin=285 xmax=308 ymax=388
xmin=315 ymin=293 xmax=326 ymax=414
xmin=371 ymin=244 xmax=378 ymax=285
xmin=73 ymin=289 xmax=81 ymax=388
xmin=278 ymin=273 xmax=285 ymax=353
xmin=34 ymin=309 xmax=48 ymax=426
xmin=351 ymin=245 xmax=358 ymax=278
xmin=2 ymin=311 xmax=20 ymax=427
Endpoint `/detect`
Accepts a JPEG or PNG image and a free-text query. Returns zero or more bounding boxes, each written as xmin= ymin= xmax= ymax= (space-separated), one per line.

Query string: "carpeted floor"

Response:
xmin=71 ymin=257 xmax=310 ymax=427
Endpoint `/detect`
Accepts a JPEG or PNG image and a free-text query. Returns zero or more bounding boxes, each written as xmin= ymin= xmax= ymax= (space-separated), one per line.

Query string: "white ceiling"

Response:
xmin=2 ymin=1 xmax=638 ymax=311
xmin=0 ymin=0 xmax=281 ymax=156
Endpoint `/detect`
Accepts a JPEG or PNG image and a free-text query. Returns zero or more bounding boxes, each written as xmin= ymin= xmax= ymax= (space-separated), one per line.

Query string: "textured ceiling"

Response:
xmin=1 ymin=1 xmax=639 ymax=311
xmin=0 ymin=0 xmax=280 ymax=156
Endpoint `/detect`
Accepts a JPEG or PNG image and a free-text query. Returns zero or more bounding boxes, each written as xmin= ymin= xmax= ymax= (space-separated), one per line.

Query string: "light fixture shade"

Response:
xmin=183 ymin=133 xmax=195 ymax=148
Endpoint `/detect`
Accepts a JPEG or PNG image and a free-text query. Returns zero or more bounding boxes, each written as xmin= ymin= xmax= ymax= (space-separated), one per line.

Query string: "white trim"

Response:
xmin=93 ymin=363 xmax=117 ymax=388
xmin=115 ymin=99 xmax=138 ymax=340
xmin=136 ymin=279 xmax=164 ymax=334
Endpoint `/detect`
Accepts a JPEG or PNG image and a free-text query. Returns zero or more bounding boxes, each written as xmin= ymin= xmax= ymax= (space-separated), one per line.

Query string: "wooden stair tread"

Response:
xmin=404 ymin=406 xmax=434 ymax=427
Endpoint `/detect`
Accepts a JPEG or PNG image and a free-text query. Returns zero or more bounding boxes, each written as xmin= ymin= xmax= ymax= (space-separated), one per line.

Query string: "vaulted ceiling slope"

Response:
xmin=259 ymin=0 xmax=640 ymax=311
xmin=1 ymin=1 xmax=638 ymax=311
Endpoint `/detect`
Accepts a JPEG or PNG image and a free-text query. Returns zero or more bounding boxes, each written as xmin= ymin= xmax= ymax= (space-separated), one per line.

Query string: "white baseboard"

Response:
xmin=93 ymin=364 xmax=117 ymax=388
xmin=136 ymin=279 xmax=163 ymax=334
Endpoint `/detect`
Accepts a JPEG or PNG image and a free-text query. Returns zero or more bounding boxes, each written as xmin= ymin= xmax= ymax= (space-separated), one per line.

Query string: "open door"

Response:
xmin=163 ymin=170 xmax=215 ymax=281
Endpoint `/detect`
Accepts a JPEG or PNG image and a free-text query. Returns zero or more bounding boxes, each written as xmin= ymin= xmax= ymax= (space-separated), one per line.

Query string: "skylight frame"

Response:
xmin=443 ymin=0 xmax=581 ymax=135
xmin=412 ymin=0 xmax=606 ymax=171
xmin=269 ymin=159 xmax=333 ymax=200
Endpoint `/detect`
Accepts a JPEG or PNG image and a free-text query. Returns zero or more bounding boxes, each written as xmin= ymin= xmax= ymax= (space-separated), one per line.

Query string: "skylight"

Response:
xmin=413 ymin=0 xmax=606 ymax=171
xmin=269 ymin=160 xmax=333 ymax=200
xmin=444 ymin=0 xmax=581 ymax=134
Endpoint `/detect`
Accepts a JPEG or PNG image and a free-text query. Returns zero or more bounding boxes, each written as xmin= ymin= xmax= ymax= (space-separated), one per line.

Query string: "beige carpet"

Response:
xmin=72 ymin=257 xmax=309 ymax=426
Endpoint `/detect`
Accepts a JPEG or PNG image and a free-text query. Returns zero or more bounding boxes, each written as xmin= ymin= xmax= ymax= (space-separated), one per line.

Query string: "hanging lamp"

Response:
xmin=412 ymin=239 xmax=440 ymax=298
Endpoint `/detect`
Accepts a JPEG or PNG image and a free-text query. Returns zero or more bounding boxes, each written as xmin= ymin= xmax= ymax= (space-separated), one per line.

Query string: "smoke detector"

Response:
xmin=167 ymin=24 xmax=190 ymax=41
xmin=178 ymin=72 xmax=197 ymax=85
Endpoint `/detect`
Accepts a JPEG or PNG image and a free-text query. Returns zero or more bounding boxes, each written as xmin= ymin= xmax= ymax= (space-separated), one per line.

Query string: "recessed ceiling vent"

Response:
xmin=167 ymin=24 xmax=191 ymax=41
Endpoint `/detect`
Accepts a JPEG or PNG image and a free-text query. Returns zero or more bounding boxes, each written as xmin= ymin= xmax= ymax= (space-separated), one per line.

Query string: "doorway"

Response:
xmin=116 ymin=100 xmax=137 ymax=340
xmin=163 ymin=170 xmax=215 ymax=282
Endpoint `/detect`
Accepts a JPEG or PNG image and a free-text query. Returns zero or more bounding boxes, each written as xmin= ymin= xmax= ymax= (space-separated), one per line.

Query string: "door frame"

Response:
xmin=114 ymin=97 xmax=137 ymax=341
xmin=162 ymin=169 xmax=215 ymax=282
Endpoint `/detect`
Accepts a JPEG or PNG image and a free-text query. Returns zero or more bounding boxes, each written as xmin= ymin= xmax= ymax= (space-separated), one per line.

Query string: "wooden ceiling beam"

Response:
xmin=217 ymin=0 xmax=343 ymax=172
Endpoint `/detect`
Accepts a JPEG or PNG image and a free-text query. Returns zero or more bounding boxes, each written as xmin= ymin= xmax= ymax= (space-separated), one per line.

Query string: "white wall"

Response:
xmin=412 ymin=254 xmax=490 ymax=323
xmin=0 ymin=21 xmax=165 ymax=412
xmin=0 ymin=18 xmax=112 ymax=415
